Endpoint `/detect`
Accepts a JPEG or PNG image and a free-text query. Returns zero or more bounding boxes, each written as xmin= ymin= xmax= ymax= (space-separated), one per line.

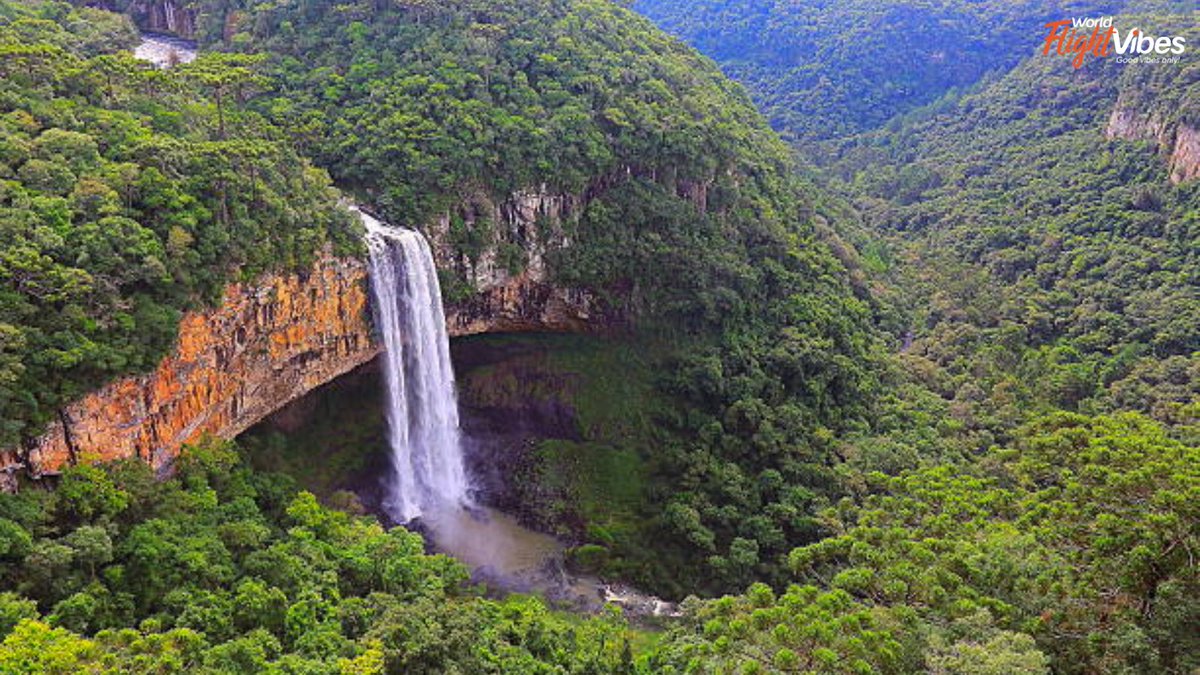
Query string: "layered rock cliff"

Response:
xmin=1106 ymin=101 xmax=1200 ymax=185
xmin=432 ymin=187 xmax=617 ymax=335
xmin=1168 ymin=124 xmax=1200 ymax=185
xmin=3 ymin=252 xmax=378 ymax=482
xmin=123 ymin=0 xmax=196 ymax=38
xmin=1 ymin=191 xmax=613 ymax=486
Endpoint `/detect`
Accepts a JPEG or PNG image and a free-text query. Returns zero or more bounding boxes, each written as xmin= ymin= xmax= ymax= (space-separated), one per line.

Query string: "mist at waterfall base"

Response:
xmin=134 ymin=32 xmax=197 ymax=67
xmin=357 ymin=209 xmax=606 ymax=608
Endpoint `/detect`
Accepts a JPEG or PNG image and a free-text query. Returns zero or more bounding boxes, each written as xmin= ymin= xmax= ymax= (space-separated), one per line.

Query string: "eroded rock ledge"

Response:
xmin=433 ymin=188 xmax=615 ymax=335
xmin=1106 ymin=102 xmax=1200 ymax=185
xmin=3 ymin=252 xmax=378 ymax=482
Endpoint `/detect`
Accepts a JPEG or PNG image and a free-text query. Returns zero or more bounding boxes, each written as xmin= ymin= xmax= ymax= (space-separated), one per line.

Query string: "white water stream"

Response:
xmin=133 ymin=32 xmax=197 ymax=67
xmin=359 ymin=208 xmax=472 ymax=523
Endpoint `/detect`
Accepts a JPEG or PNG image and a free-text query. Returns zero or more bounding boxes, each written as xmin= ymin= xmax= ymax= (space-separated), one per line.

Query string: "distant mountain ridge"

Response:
xmin=634 ymin=0 xmax=1137 ymax=141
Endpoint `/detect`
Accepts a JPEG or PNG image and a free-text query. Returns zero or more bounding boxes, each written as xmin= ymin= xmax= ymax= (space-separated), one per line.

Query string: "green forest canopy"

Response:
xmin=830 ymin=15 xmax=1200 ymax=457
xmin=0 ymin=0 xmax=357 ymax=449
xmin=633 ymin=0 xmax=1149 ymax=141
xmin=628 ymin=2 xmax=1200 ymax=673
xmin=0 ymin=0 xmax=1197 ymax=673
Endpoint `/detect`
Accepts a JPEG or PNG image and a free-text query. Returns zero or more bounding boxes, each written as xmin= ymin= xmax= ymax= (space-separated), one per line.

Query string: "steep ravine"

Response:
xmin=239 ymin=333 xmax=670 ymax=616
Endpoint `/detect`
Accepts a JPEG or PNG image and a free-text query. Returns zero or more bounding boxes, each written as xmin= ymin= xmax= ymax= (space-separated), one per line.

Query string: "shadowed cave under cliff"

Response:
xmin=236 ymin=332 xmax=659 ymax=606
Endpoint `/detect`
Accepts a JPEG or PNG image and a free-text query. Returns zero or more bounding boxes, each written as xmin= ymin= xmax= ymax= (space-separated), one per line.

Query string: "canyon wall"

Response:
xmin=126 ymin=0 xmax=196 ymax=38
xmin=1168 ymin=124 xmax=1200 ymax=185
xmin=2 ymin=193 xmax=612 ymax=486
xmin=432 ymin=187 xmax=617 ymax=335
xmin=3 ymin=252 xmax=378 ymax=483
xmin=1106 ymin=102 xmax=1200 ymax=185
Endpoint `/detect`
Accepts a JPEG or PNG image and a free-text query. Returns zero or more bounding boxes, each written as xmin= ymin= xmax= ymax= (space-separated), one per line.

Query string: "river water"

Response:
xmin=420 ymin=505 xmax=677 ymax=616
xmin=134 ymin=32 xmax=197 ymax=67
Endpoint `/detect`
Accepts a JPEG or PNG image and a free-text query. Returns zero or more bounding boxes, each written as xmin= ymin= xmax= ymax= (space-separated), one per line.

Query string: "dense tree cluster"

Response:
xmin=0 ymin=440 xmax=638 ymax=672
xmin=0 ymin=0 xmax=356 ymax=448
xmin=622 ymin=4 xmax=1200 ymax=673
xmin=642 ymin=411 xmax=1200 ymax=674
xmin=633 ymin=0 xmax=1138 ymax=142
xmin=830 ymin=16 xmax=1200 ymax=462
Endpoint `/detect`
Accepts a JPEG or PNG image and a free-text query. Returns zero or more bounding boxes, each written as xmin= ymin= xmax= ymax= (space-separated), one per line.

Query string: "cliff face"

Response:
xmin=430 ymin=188 xmax=619 ymax=335
xmin=1106 ymin=102 xmax=1200 ymax=185
xmin=125 ymin=0 xmax=197 ymax=38
xmin=1168 ymin=124 xmax=1200 ymax=185
xmin=3 ymin=252 xmax=378 ymax=482
xmin=2 ymin=191 xmax=614 ymax=486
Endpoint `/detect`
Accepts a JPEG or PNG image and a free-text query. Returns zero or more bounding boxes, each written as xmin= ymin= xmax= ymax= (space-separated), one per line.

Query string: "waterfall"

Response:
xmin=357 ymin=208 xmax=471 ymax=522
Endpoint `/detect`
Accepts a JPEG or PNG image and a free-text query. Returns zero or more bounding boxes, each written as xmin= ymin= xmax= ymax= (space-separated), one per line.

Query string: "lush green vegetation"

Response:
xmin=634 ymin=0 xmax=1144 ymax=142
xmin=168 ymin=0 xmax=887 ymax=597
xmin=0 ymin=0 xmax=356 ymax=448
xmin=193 ymin=0 xmax=878 ymax=335
xmin=6 ymin=0 xmax=889 ymax=664
xmin=0 ymin=441 xmax=640 ymax=672
xmin=831 ymin=16 xmax=1200 ymax=458
xmin=648 ymin=411 xmax=1200 ymax=674
xmin=625 ymin=5 xmax=1200 ymax=674
xmin=13 ymin=389 xmax=1191 ymax=673
xmin=5 ymin=0 xmax=1198 ymax=672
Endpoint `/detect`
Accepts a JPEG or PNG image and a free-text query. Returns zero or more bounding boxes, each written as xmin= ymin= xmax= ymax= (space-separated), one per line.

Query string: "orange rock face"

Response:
xmin=22 ymin=252 xmax=380 ymax=477
xmin=1169 ymin=124 xmax=1200 ymax=185
xmin=5 ymin=192 xmax=617 ymax=486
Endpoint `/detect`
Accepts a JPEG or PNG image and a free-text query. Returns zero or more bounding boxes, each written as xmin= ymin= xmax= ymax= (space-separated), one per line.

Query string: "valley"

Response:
xmin=0 ymin=0 xmax=1196 ymax=673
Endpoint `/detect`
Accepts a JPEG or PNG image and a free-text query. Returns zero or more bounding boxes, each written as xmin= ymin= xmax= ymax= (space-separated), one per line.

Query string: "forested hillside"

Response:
xmin=2 ymin=0 xmax=889 ymax=664
xmin=650 ymin=411 xmax=1200 ymax=674
xmin=0 ymin=0 xmax=355 ymax=449
xmin=163 ymin=0 xmax=888 ymax=596
xmin=3 ymin=0 xmax=1198 ymax=672
xmin=836 ymin=15 xmax=1200 ymax=450
xmin=629 ymin=3 xmax=1200 ymax=673
xmin=633 ymin=0 xmax=1138 ymax=141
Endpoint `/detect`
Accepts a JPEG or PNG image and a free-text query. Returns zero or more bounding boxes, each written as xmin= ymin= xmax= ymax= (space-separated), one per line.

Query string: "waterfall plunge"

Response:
xmin=358 ymin=208 xmax=470 ymax=522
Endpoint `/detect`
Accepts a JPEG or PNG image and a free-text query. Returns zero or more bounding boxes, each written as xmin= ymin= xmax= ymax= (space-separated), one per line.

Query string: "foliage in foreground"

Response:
xmin=1 ymin=411 xmax=1195 ymax=673
xmin=0 ymin=441 xmax=637 ymax=673
xmin=650 ymin=411 xmax=1199 ymax=674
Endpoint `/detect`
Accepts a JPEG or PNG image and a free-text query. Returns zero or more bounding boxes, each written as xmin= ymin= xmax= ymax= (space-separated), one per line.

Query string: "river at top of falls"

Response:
xmin=134 ymin=32 xmax=197 ymax=68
